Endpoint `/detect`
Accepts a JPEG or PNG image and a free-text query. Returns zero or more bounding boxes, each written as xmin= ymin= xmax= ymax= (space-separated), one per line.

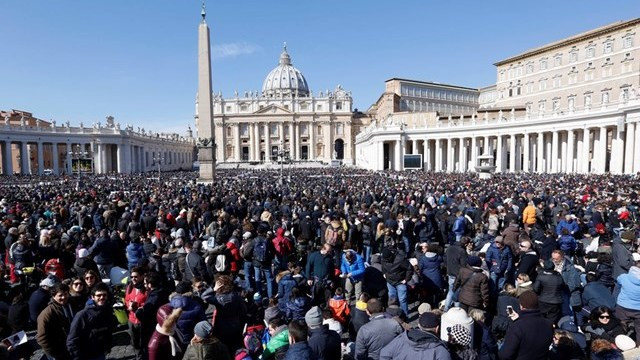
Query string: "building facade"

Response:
xmin=356 ymin=18 xmax=640 ymax=175
xmin=201 ymin=46 xmax=370 ymax=165
xmin=0 ymin=110 xmax=195 ymax=175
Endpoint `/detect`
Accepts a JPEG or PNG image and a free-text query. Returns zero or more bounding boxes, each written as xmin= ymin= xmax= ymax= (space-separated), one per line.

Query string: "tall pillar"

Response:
xmin=625 ymin=122 xmax=635 ymax=174
xmin=523 ymin=133 xmax=530 ymax=172
xmin=582 ymin=128 xmax=590 ymax=173
xmin=551 ymin=131 xmax=559 ymax=173
xmin=483 ymin=136 xmax=489 ymax=155
xmin=52 ymin=143 xmax=59 ymax=175
xmin=435 ymin=139 xmax=442 ymax=171
xmin=635 ymin=121 xmax=640 ymax=173
xmin=117 ymin=144 xmax=124 ymax=173
xmin=101 ymin=144 xmax=108 ymax=173
xmin=378 ymin=141 xmax=384 ymax=170
xmin=496 ymin=135 xmax=503 ymax=172
xmin=394 ymin=139 xmax=402 ymax=171
xmin=611 ymin=125 xmax=624 ymax=174
xmin=234 ymin=124 xmax=241 ymax=161
xmin=537 ymin=133 xmax=544 ymax=173
xmin=289 ymin=122 xmax=295 ymax=160
xmin=2 ymin=142 xmax=13 ymax=175
xmin=293 ymin=122 xmax=299 ymax=160
xmin=20 ymin=142 xmax=29 ymax=175
xmin=598 ymin=127 xmax=608 ymax=173
xmin=566 ymin=130 xmax=574 ymax=173
xmin=66 ymin=142 xmax=73 ymax=174
xmin=576 ymin=131 xmax=584 ymax=173
xmin=446 ymin=138 xmax=453 ymax=172
xmin=509 ymin=134 xmax=516 ymax=172
xmin=425 ymin=139 xmax=432 ymax=170
xmin=412 ymin=140 xmax=418 ymax=155
xmin=309 ymin=122 xmax=315 ymax=160
xmin=37 ymin=142 xmax=44 ymax=175
xmin=470 ymin=136 xmax=477 ymax=172
xmin=560 ymin=132 xmax=568 ymax=172
xmin=459 ymin=138 xmax=467 ymax=172
xmin=197 ymin=5 xmax=215 ymax=181
xmin=265 ymin=123 xmax=271 ymax=162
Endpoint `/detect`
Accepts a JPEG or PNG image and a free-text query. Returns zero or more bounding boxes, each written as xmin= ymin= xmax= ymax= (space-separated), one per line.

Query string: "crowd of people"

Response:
xmin=0 ymin=168 xmax=640 ymax=360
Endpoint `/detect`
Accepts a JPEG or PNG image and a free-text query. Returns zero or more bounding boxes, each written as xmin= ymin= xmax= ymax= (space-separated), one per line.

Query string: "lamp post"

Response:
xmin=71 ymin=147 xmax=90 ymax=185
xmin=274 ymin=146 xmax=290 ymax=186
xmin=153 ymin=154 xmax=163 ymax=181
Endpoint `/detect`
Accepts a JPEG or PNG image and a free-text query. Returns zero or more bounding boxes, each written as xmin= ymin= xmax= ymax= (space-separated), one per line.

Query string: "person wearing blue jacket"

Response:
xmin=341 ymin=249 xmax=365 ymax=303
xmin=452 ymin=211 xmax=466 ymax=242
xmin=557 ymin=229 xmax=577 ymax=256
xmin=556 ymin=215 xmax=579 ymax=236
xmin=485 ymin=236 xmax=513 ymax=296
xmin=126 ymin=237 xmax=146 ymax=271
xmin=615 ymin=265 xmax=640 ymax=344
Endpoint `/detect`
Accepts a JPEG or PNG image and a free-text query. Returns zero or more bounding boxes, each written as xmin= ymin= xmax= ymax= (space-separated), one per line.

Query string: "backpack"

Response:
xmin=273 ymin=237 xmax=293 ymax=256
xmin=243 ymin=325 xmax=264 ymax=356
xmin=325 ymin=227 xmax=341 ymax=246
xmin=44 ymin=258 xmax=64 ymax=280
xmin=215 ymin=252 xmax=229 ymax=273
xmin=253 ymin=237 xmax=269 ymax=262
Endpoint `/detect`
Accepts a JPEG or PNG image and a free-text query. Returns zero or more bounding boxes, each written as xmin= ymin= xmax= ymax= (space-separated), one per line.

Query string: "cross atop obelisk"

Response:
xmin=196 ymin=0 xmax=215 ymax=183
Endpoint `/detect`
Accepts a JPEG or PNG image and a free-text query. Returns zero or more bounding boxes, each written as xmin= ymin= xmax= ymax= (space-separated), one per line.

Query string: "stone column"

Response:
xmin=537 ymin=133 xmax=544 ymax=173
xmin=37 ymin=142 xmax=44 ymax=175
xmin=309 ymin=121 xmax=315 ymax=160
xmin=470 ymin=136 xmax=477 ymax=172
xmin=635 ymin=122 xmax=640 ymax=173
xmin=294 ymin=122 xmax=301 ymax=160
xmin=2 ymin=142 xmax=13 ymax=175
xmin=435 ymin=139 xmax=442 ymax=171
xmin=495 ymin=135 xmax=503 ymax=172
xmin=459 ymin=138 xmax=467 ymax=172
xmin=279 ymin=122 xmax=285 ymax=156
xmin=66 ymin=142 xmax=73 ymax=174
xmin=566 ymin=130 xmax=575 ymax=173
xmin=265 ymin=123 xmax=271 ymax=162
xmin=378 ymin=141 xmax=384 ymax=170
xmin=394 ymin=139 xmax=402 ymax=171
xmin=560 ymin=132 xmax=568 ymax=172
xmin=625 ymin=122 xmax=635 ymax=174
xmin=412 ymin=140 xmax=418 ymax=155
xmin=582 ymin=128 xmax=591 ymax=173
xmin=523 ymin=133 xmax=530 ymax=172
xmin=551 ymin=131 xmax=559 ymax=173
xmin=52 ymin=143 xmax=59 ymax=175
xmin=611 ymin=125 xmax=624 ymax=174
xmin=446 ymin=138 xmax=453 ymax=172
xmin=234 ymin=124 xmax=241 ymax=161
xmin=483 ymin=136 xmax=489 ymax=155
xmin=102 ymin=144 xmax=109 ymax=173
xmin=425 ymin=139 xmax=431 ymax=170
xmin=597 ymin=127 xmax=608 ymax=173
xmin=289 ymin=122 xmax=295 ymax=160
xmin=509 ymin=134 xmax=516 ymax=172
xmin=20 ymin=142 xmax=29 ymax=175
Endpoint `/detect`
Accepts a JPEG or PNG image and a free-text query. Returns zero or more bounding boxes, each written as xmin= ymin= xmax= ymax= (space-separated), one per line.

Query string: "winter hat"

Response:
xmin=40 ymin=274 xmax=58 ymax=288
xmin=264 ymin=306 xmax=282 ymax=324
xmin=448 ymin=324 xmax=472 ymax=347
xmin=621 ymin=230 xmax=635 ymax=242
xmin=418 ymin=312 xmax=439 ymax=329
xmin=305 ymin=306 xmax=323 ymax=328
xmin=595 ymin=223 xmax=606 ymax=234
xmin=175 ymin=281 xmax=191 ymax=294
xmin=518 ymin=290 xmax=539 ymax=309
xmin=78 ymin=248 xmax=90 ymax=259
xmin=194 ymin=320 xmax=213 ymax=339
xmin=243 ymin=231 xmax=252 ymax=239
xmin=558 ymin=316 xmax=578 ymax=332
xmin=615 ymin=334 xmax=636 ymax=351
xmin=494 ymin=236 xmax=504 ymax=244
xmin=467 ymin=255 xmax=482 ymax=268
xmin=543 ymin=260 xmax=555 ymax=271
xmin=418 ymin=303 xmax=432 ymax=315
xmin=253 ymin=292 xmax=262 ymax=303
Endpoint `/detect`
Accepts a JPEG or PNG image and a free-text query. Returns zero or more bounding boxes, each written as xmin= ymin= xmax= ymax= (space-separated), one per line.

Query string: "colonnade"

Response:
xmin=377 ymin=121 xmax=640 ymax=174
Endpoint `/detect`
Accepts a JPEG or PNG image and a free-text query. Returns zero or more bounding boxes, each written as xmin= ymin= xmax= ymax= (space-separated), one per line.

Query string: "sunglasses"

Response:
xmin=93 ymin=293 xmax=107 ymax=298
xmin=72 ymin=282 xmax=83 ymax=286
xmin=599 ymin=315 xmax=610 ymax=319
xmin=85 ymin=276 xmax=95 ymax=280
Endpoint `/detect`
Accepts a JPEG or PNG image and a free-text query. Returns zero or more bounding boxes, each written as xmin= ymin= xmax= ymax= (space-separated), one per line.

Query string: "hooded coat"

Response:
xmin=379 ymin=329 xmax=451 ymax=360
xmin=67 ymin=299 xmax=115 ymax=360
xmin=148 ymin=305 xmax=183 ymax=360
xmin=616 ymin=266 xmax=640 ymax=310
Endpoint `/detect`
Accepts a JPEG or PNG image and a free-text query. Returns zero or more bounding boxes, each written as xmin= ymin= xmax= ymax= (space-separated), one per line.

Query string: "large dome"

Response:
xmin=262 ymin=45 xmax=309 ymax=98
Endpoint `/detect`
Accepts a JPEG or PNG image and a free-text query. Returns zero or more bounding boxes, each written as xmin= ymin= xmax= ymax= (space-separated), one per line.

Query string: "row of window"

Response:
xmin=501 ymin=33 xmax=635 ymax=81
xmin=502 ymin=60 xmax=634 ymax=98
xmin=526 ymin=86 xmax=632 ymax=113
xmin=400 ymin=100 xmax=477 ymax=114
xmin=227 ymin=123 xmax=345 ymax=138
xmin=223 ymin=102 xmax=343 ymax=113
xmin=400 ymin=85 xmax=478 ymax=103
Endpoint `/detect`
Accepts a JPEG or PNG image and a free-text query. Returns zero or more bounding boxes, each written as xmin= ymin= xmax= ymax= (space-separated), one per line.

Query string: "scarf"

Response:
xmin=154 ymin=324 xmax=181 ymax=357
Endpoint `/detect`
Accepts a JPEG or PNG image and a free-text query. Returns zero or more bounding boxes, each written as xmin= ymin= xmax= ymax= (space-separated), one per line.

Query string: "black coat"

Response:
xmin=381 ymin=248 xmax=412 ymax=286
xmin=498 ymin=310 xmax=553 ymax=360
xmin=308 ymin=325 xmax=341 ymax=360
xmin=67 ymin=301 xmax=115 ymax=360
xmin=445 ymin=243 xmax=468 ymax=277
xmin=533 ymin=271 xmax=564 ymax=305
xmin=515 ymin=252 xmax=539 ymax=281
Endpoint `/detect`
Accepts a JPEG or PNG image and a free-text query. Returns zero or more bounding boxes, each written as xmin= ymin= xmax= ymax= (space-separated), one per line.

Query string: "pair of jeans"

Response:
xmin=490 ymin=272 xmax=505 ymax=296
xmin=386 ymin=282 xmax=409 ymax=317
xmin=362 ymin=246 xmax=372 ymax=264
xmin=243 ymin=261 xmax=255 ymax=291
xmin=444 ymin=275 xmax=457 ymax=310
xmin=254 ymin=266 xmax=274 ymax=298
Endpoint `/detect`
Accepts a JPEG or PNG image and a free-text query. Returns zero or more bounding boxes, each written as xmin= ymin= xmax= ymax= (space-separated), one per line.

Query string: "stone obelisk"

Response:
xmin=196 ymin=0 xmax=215 ymax=182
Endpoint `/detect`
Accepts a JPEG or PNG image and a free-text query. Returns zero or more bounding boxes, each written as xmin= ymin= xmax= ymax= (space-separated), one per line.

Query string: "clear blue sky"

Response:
xmin=1 ymin=1 xmax=638 ymax=134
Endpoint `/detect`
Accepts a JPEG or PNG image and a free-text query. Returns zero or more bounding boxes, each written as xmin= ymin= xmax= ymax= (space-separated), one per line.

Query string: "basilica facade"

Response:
xmin=199 ymin=46 xmax=370 ymax=165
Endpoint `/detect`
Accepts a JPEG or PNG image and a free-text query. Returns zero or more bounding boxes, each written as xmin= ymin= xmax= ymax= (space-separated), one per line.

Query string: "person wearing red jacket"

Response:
xmin=226 ymin=238 xmax=241 ymax=275
xmin=124 ymin=267 xmax=148 ymax=360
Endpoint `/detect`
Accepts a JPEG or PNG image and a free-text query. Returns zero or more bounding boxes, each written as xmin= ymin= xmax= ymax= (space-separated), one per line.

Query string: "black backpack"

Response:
xmin=253 ymin=236 xmax=269 ymax=262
